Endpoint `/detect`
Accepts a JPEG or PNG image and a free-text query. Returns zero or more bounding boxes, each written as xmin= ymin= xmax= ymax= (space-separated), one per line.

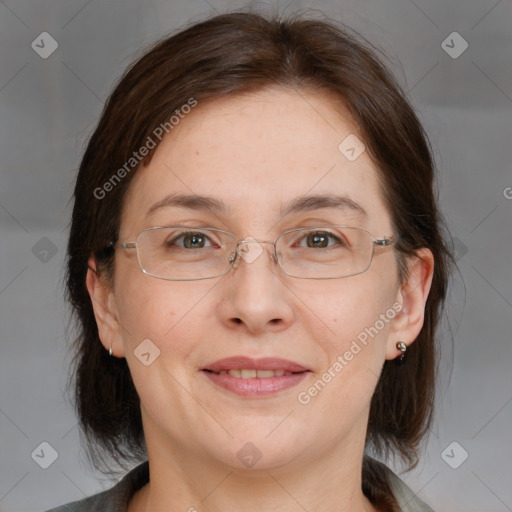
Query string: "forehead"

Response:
xmin=121 ymin=86 xmax=392 ymax=234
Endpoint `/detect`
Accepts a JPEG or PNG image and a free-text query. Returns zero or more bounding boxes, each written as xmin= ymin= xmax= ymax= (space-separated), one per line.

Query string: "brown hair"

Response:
xmin=65 ymin=10 xmax=454 ymax=509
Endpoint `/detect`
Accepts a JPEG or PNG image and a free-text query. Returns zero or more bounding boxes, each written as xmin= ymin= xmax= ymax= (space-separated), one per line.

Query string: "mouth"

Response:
xmin=200 ymin=356 xmax=311 ymax=397
xmin=203 ymin=369 xmax=298 ymax=378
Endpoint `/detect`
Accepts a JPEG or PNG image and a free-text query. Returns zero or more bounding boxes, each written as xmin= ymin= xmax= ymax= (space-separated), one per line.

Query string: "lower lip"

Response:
xmin=201 ymin=370 xmax=309 ymax=397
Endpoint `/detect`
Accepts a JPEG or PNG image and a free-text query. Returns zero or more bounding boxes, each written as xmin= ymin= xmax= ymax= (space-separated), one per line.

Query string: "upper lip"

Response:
xmin=201 ymin=356 xmax=310 ymax=373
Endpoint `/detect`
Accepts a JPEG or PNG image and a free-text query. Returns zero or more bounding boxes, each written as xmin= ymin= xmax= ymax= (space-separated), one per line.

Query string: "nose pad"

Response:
xmin=230 ymin=239 xmax=276 ymax=270
xmin=238 ymin=237 xmax=265 ymax=265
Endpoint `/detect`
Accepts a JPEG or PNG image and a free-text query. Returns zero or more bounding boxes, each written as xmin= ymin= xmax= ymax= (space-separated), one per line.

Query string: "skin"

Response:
xmin=87 ymin=86 xmax=434 ymax=512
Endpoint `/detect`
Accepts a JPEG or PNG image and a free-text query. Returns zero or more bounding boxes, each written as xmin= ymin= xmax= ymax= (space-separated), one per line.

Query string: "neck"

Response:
xmin=128 ymin=417 xmax=380 ymax=512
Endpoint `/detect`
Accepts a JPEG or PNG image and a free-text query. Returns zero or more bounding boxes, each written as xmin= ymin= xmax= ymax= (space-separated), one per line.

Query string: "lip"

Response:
xmin=201 ymin=356 xmax=309 ymax=373
xmin=200 ymin=356 xmax=310 ymax=398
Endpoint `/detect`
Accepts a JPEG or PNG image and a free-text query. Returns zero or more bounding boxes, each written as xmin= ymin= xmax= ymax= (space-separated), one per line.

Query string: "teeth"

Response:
xmin=217 ymin=369 xmax=293 ymax=378
xmin=256 ymin=370 xmax=279 ymax=378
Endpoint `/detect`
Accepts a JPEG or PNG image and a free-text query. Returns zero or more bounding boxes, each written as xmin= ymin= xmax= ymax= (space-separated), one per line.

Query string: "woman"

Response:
xmin=49 ymin=10 xmax=453 ymax=512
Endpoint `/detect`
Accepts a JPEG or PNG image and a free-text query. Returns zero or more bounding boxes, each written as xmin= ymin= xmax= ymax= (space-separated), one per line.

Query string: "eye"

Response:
xmin=165 ymin=230 xmax=216 ymax=249
xmin=295 ymin=230 xmax=346 ymax=249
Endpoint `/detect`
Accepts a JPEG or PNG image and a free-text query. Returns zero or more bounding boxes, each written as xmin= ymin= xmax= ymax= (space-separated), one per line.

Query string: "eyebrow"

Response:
xmin=280 ymin=193 xmax=367 ymax=218
xmin=145 ymin=192 xmax=367 ymax=219
xmin=145 ymin=193 xmax=231 ymax=218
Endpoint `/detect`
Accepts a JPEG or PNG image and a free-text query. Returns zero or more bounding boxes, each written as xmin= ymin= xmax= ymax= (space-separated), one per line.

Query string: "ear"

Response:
xmin=385 ymin=248 xmax=434 ymax=360
xmin=86 ymin=255 xmax=125 ymax=358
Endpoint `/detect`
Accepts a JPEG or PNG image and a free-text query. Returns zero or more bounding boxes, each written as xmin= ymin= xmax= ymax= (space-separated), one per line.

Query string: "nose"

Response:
xmin=231 ymin=238 xmax=277 ymax=269
xmin=218 ymin=239 xmax=294 ymax=335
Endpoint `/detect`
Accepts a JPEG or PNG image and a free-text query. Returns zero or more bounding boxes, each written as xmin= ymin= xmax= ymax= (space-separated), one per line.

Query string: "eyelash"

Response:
xmin=165 ymin=229 xmax=346 ymax=249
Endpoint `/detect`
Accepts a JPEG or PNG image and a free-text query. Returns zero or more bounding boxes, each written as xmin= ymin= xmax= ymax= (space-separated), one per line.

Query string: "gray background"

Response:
xmin=1 ymin=0 xmax=511 ymax=511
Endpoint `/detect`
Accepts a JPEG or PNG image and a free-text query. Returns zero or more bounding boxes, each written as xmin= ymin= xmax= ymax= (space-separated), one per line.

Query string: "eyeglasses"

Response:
xmin=109 ymin=225 xmax=397 ymax=281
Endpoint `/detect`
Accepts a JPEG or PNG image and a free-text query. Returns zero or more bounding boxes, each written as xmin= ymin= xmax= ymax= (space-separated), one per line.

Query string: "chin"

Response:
xmin=206 ymin=433 xmax=307 ymax=473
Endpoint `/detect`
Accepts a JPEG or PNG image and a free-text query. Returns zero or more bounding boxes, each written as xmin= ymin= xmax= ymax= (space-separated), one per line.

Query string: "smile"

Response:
xmin=200 ymin=356 xmax=311 ymax=397
xmin=214 ymin=369 xmax=295 ymax=378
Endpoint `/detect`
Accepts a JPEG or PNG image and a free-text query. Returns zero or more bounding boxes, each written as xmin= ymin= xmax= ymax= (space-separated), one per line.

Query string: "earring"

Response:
xmin=109 ymin=344 xmax=113 ymax=357
xmin=396 ymin=341 xmax=407 ymax=364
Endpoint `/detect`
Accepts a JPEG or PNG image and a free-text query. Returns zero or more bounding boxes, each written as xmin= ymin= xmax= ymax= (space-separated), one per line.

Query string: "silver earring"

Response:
xmin=396 ymin=341 xmax=407 ymax=364
xmin=109 ymin=345 xmax=113 ymax=357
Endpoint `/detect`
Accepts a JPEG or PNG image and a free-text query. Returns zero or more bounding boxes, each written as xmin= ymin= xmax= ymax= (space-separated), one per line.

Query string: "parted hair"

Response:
xmin=65 ymin=10 xmax=453 ymax=511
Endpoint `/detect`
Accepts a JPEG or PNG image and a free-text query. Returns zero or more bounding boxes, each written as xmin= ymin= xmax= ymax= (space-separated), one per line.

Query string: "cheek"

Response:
xmin=315 ymin=269 xmax=399 ymax=367
xmin=302 ymin=278 xmax=398 ymax=425
xmin=114 ymin=270 xmax=207 ymax=360
xmin=115 ymin=277 xmax=208 ymax=407
xmin=329 ymin=273 xmax=395 ymax=326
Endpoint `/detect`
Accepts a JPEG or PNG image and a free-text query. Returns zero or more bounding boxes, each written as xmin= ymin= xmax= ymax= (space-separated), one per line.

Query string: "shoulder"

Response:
xmin=365 ymin=456 xmax=435 ymax=512
xmin=44 ymin=461 xmax=149 ymax=512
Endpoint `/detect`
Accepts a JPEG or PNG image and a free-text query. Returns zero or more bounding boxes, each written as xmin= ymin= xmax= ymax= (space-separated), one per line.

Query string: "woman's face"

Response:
xmin=95 ymin=87 xmax=412 ymax=471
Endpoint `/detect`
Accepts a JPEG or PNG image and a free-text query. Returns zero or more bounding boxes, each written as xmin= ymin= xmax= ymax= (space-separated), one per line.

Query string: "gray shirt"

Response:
xmin=45 ymin=458 xmax=434 ymax=512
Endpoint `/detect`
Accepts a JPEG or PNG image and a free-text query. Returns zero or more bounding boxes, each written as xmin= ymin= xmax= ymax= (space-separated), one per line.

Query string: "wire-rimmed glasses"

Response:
xmin=109 ymin=225 xmax=397 ymax=280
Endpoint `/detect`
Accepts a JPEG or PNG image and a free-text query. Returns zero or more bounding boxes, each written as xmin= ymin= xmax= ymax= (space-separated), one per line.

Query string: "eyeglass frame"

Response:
xmin=108 ymin=225 xmax=398 ymax=281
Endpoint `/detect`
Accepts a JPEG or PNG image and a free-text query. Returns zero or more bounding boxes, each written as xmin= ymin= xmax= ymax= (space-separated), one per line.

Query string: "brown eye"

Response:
xmin=299 ymin=231 xmax=345 ymax=249
xmin=182 ymin=232 xmax=208 ymax=249
xmin=166 ymin=231 xmax=213 ymax=249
